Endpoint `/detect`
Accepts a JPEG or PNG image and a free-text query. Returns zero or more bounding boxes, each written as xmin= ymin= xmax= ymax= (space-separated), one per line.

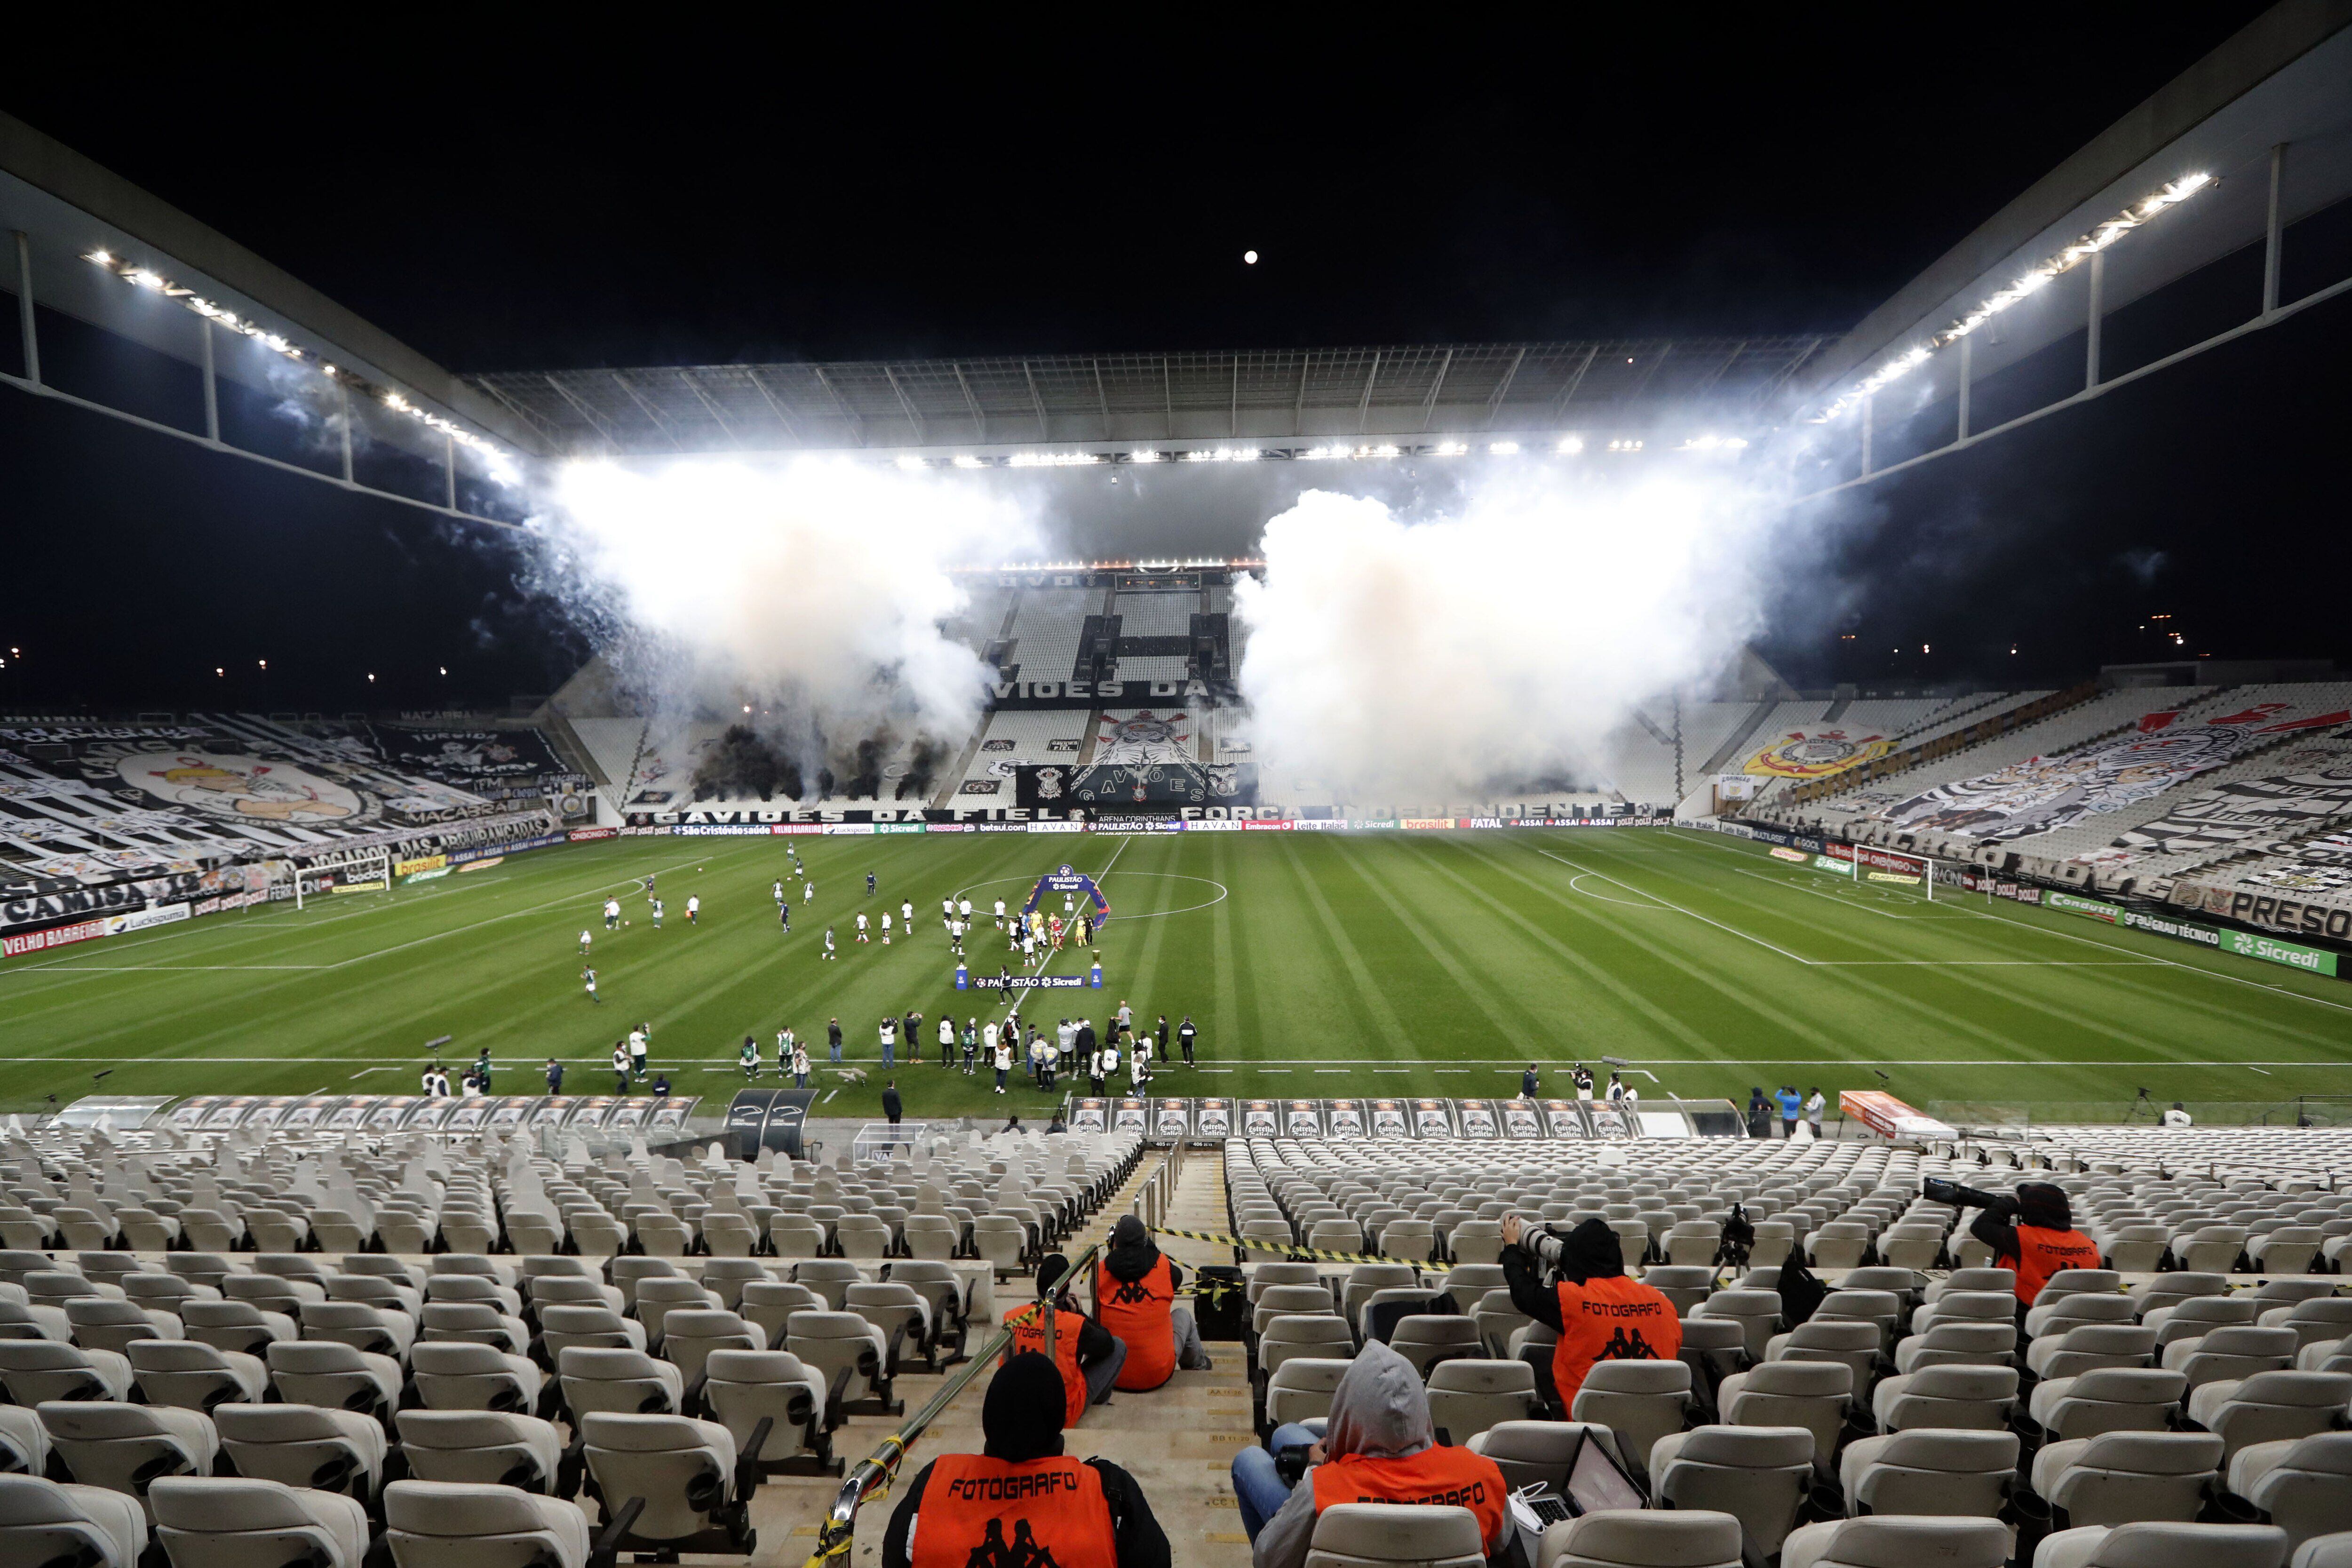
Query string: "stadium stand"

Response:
xmin=1006 ymin=587 xmax=1098 ymax=680
xmin=13 ymin=1114 xmax=2352 ymax=1564
xmin=951 ymin=709 xmax=1093 ymax=798
xmin=0 ymin=1119 xmax=1145 ymax=1564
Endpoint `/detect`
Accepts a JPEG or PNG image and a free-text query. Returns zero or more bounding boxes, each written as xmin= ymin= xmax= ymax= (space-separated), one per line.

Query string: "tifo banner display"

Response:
xmin=365 ymin=724 xmax=574 ymax=802
xmin=1093 ymin=710 xmax=1193 ymax=766
xmin=1014 ymin=760 xmax=1257 ymax=809
xmin=1863 ymin=704 xmax=2352 ymax=844
xmin=2072 ymin=739 xmax=2352 ymax=868
xmin=0 ymin=716 xmax=563 ymax=921
xmin=1742 ymin=726 xmax=1895 ymax=779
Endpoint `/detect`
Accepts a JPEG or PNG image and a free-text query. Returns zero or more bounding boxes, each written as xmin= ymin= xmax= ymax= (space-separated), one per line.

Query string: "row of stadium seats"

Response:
xmin=0 ymin=1124 xmax=1141 ymax=1269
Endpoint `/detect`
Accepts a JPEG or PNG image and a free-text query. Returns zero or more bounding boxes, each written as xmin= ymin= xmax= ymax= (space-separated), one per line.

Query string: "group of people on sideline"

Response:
xmin=1748 ymin=1083 xmax=1827 ymax=1139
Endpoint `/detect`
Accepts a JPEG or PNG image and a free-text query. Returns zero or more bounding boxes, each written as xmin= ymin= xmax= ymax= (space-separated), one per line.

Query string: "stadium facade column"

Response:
xmin=13 ymin=230 xmax=37 ymax=387
xmin=1957 ymin=334 xmax=1971 ymax=441
xmin=200 ymin=318 xmax=219 ymax=442
xmin=2264 ymin=143 xmax=2286 ymax=317
xmin=2085 ymin=249 xmax=2104 ymax=391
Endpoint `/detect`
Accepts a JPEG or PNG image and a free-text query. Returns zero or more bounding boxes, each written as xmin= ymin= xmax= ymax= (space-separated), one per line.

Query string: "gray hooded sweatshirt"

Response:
xmin=1253 ymin=1338 xmax=1435 ymax=1568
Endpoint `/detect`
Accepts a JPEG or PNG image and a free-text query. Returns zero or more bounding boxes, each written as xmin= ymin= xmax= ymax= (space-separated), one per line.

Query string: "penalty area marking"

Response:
xmin=1660 ymin=827 xmax=2352 ymax=1017
xmin=1567 ymin=873 xmax=1668 ymax=909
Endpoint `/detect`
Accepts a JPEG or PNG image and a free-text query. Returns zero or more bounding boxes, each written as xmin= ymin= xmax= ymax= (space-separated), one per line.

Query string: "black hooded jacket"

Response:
xmin=1500 ymin=1217 xmax=1625 ymax=1333
xmin=1103 ymin=1214 xmax=1186 ymax=1291
xmin=1969 ymin=1181 xmax=2078 ymax=1260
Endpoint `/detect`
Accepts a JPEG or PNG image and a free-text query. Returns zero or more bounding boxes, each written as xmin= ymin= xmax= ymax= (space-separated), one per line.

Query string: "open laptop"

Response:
xmin=1564 ymin=1425 xmax=1647 ymax=1514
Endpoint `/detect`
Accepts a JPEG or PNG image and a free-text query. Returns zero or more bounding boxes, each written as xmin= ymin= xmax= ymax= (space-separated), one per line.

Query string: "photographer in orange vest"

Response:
xmin=1004 ymin=1254 xmax=1128 ymax=1427
xmin=1923 ymin=1178 xmax=2100 ymax=1310
xmin=1232 ymin=1338 xmax=1510 ymax=1568
xmin=883 ymin=1349 xmax=1169 ymax=1568
xmin=1093 ymin=1215 xmax=1215 ymax=1390
xmin=1500 ymin=1213 xmax=1682 ymax=1409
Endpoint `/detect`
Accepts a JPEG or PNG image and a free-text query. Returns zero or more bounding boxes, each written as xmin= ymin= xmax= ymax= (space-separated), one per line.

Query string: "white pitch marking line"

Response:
xmin=1537 ymin=846 xmax=1820 ymax=963
xmin=1668 ymin=826 xmax=2352 ymax=1017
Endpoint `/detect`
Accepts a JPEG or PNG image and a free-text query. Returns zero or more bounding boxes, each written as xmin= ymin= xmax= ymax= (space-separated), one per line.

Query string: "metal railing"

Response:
xmin=1131 ymin=1139 xmax=1187 ymax=1231
xmin=802 ymin=1236 xmax=1107 ymax=1566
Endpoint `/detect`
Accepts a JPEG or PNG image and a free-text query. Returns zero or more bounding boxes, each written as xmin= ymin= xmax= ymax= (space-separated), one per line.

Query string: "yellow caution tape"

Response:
xmin=1146 ymin=1224 xmax=1399 ymax=1266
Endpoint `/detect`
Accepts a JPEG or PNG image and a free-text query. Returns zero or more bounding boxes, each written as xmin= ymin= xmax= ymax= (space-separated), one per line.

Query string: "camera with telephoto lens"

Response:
xmin=1713 ymin=1202 xmax=1753 ymax=1270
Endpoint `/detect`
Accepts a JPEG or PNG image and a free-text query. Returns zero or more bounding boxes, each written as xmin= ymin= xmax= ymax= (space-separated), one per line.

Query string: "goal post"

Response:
xmin=1853 ymin=844 xmax=1939 ymax=900
xmin=289 ymin=848 xmax=391 ymax=910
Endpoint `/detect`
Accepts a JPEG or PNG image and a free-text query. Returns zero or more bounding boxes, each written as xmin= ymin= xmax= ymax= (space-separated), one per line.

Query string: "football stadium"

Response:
xmin=4 ymin=13 xmax=2352 ymax=1568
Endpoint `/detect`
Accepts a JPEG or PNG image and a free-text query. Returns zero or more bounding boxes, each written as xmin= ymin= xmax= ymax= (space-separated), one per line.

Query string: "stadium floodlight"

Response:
xmin=894 ymin=455 xmax=927 ymax=470
xmin=1556 ymin=436 xmax=1584 ymax=455
xmin=1367 ymin=443 xmax=1399 ymax=458
xmin=952 ymin=454 xmax=984 ymax=468
xmin=1127 ymin=449 xmax=1163 ymax=463
xmin=1008 ymin=451 xmax=1103 ymax=467
xmin=1820 ymin=170 xmax=2215 ymax=421
xmin=1431 ymin=441 xmax=1469 ymax=456
xmin=1488 ymin=441 xmax=1520 ymax=455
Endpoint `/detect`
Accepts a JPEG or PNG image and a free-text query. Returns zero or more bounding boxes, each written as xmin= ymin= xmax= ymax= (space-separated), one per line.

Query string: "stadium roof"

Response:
xmin=464 ymin=338 xmax=1831 ymax=459
xmin=1795 ymin=0 xmax=2352 ymax=490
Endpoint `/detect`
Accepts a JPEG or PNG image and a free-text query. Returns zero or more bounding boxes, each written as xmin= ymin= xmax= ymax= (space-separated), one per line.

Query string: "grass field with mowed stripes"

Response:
xmin=1 ymin=827 xmax=2345 ymax=1125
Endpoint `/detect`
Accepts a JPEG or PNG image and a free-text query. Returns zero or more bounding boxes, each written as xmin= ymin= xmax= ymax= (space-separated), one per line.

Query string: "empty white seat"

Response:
xmin=0 ymin=1340 xmax=134 ymax=1404
xmin=1537 ymin=1507 xmax=1743 ymax=1568
xmin=382 ymin=1479 xmax=591 ymax=1568
xmin=701 ymin=1349 xmax=833 ymax=1471
xmin=1837 ymin=1427 xmax=2018 ymax=1517
xmin=2035 ymin=1522 xmax=2288 ymax=1568
xmin=557 ymin=1346 xmax=684 ymax=1420
xmin=578 ymin=1413 xmax=750 ymax=1554
xmin=1650 ymin=1425 xmax=1816 ymax=1559
xmin=2030 ymin=1325 xmax=2159 ymax=1381
xmin=2032 ymin=1431 xmax=2225 ymax=1526
xmin=2188 ymin=1372 xmax=2352 ymax=1461
xmin=2033 ymin=1368 xmax=2188 ymax=1439
xmin=1267 ymin=1358 xmax=1354 ymax=1427
xmin=0 ymin=1473 xmax=148 ymax=1568
xmin=395 ymin=1410 xmax=566 ymax=1495
xmin=1573 ymin=1360 xmax=1694 ymax=1478
xmin=1870 ymin=1365 xmax=2017 ymax=1433
xmin=264 ymin=1341 xmax=403 ymax=1416
xmin=1425 ymin=1359 xmax=1542 ymax=1444
xmin=1783 ymin=1515 xmax=2011 ymax=1568
xmin=38 ymin=1401 xmax=218 ymax=1506
xmin=124 ymin=1342 xmax=268 ymax=1412
xmin=1305 ymin=1501 xmax=1484 ymax=1568
xmin=148 ymin=1476 xmax=369 ymax=1568
xmin=1717 ymin=1360 xmax=1852 ymax=1463
xmin=211 ymin=1404 xmax=386 ymax=1502
xmin=411 ymin=1341 xmax=545 ymax=1413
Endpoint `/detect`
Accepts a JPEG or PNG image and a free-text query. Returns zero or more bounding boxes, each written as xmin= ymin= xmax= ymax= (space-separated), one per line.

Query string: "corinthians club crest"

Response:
xmin=1034 ymin=767 xmax=1064 ymax=800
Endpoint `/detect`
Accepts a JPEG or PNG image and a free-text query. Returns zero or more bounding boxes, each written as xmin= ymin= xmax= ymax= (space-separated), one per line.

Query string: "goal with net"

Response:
xmin=1853 ymin=844 xmax=1943 ymax=900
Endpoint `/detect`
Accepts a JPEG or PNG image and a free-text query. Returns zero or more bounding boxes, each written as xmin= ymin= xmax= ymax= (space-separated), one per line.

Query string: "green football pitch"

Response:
xmin=1 ymin=827 xmax=2346 ymax=1125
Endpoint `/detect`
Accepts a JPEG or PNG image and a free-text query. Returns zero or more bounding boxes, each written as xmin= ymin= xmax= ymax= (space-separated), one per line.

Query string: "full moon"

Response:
xmin=1243 ymin=249 xmax=1259 ymax=264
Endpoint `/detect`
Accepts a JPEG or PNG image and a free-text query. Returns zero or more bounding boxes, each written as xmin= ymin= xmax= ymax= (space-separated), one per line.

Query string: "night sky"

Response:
xmin=5 ymin=9 xmax=2346 ymax=712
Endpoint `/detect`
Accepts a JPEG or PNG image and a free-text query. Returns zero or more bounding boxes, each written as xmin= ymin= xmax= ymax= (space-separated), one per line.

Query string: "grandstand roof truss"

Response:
xmin=467 ymin=337 xmax=1831 ymax=458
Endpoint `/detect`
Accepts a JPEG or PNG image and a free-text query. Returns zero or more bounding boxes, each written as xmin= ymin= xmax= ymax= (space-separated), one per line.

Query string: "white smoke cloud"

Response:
xmin=535 ymin=456 xmax=1037 ymax=742
xmin=1232 ymin=463 xmax=1787 ymax=802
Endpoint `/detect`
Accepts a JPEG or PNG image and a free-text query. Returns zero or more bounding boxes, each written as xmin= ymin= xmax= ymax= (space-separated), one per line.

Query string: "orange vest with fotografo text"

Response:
xmin=911 ymin=1452 xmax=1117 ymax=1568
xmin=1552 ymin=1273 xmax=1683 ymax=1407
xmin=2011 ymin=1226 xmax=2103 ymax=1304
xmin=1310 ymin=1445 xmax=1511 ymax=1556
xmin=1003 ymin=1303 xmax=1089 ymax=1429
xmin=1095 ymin=1255 xmax=1177 ymax=1391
